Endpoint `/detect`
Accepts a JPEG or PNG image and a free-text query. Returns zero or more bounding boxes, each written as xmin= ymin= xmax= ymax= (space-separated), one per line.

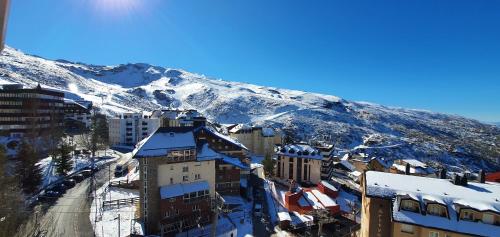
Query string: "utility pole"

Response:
xmin=0 ymin=0 xmax=10 ymax=52
xmin=117 ymin=214 xmax=121 ymax=237
xmin=210 ymin=193 xmax=226 ymax=237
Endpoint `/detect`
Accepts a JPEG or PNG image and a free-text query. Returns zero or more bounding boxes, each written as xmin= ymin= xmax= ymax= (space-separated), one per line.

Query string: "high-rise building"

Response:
xmin=108 ymin=112 xmax=160 ymax=146
xmin=0 ymin=84 xmax=64 ymax=138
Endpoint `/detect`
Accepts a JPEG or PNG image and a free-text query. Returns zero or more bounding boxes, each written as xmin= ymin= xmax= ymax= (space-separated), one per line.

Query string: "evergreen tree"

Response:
xmin=262 ymin=157 xmax=275 ymax=176
xmin=0 ymin=145 xmax=26 ymax=236
xmin=55 ymin=141 xmax=74 ymax=176
xmin=15 ymin=141 xmax=42 ymax=194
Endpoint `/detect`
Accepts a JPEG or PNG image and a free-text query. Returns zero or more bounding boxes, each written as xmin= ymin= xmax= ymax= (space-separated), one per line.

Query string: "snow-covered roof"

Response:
xmin=400 ymin=158 xmax=427 ymax=168
xmin=339 ymin=154 xmax=356 ymax=172
xmin=365 ymin=171 xmax=500 ymax=236
xmin=228 ymin=124 xmax=252 ymax=133
xmin=196 ymin=143 xmax=249 ymax=170
xmin=197 ymin=126 xmax=249 ymax=150
xmin=320 ymin=180 xmax=338 ymax=192
xmin=261 ymin=127 xmax=275 ymax=137
xmin=311 ymin=190 xmax=337 ymax=207
xmin=391 ymin=163 xmax=428 ymax=174
xmin=134 ymin=129 xmax=196 ymax=158
xmin=277 ymin=212 xmax=292 ymax=221
xmin=277 ymin=144 xmax=322 ymax=160
xmin=160 ymin=181 xmax=209 ymax=199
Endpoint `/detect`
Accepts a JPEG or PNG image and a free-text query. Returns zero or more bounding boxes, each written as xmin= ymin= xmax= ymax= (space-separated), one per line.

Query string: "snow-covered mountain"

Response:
xmin=1 ymin=47 xmax=499 ymax=172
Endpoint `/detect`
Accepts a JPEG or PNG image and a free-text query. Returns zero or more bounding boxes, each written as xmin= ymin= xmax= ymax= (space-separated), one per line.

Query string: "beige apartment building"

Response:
xmin=0 ymin=0 xmax=9 ymax=52
xmin=361 ymin=171 xmax=500 ymax=237
xmin=228 ymin=124 xmax=279 ymax=159
xmin=275 ymin=143 xmax=323 ymax=185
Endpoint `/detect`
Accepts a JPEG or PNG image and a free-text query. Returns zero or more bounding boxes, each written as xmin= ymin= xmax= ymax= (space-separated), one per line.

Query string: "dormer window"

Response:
xmin=426 ymin=203 xmax=447 ymax=217
xmin=400 ymin=199 xmax=420 ymax=213
xmin=460 ymin=209 xmax=475 ymax=221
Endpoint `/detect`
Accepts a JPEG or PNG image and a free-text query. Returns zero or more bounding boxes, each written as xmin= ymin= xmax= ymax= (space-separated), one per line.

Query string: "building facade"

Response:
xmin=275 ymin=143 xmax=323 ymax=185
xmin=135 ymin=117 xmax=250 ymax=236
xmin=0 ymin=84 xmax=64 ymax=138
xmin=108 ymin=112 xmax=160 ymax=146
xmin=361 ymin=171 xmax=500 ymax=237
xmin=63 ymin=99 xmax=92 ymax=130
xmin=228 ymin=124 xmax=279 ymax=159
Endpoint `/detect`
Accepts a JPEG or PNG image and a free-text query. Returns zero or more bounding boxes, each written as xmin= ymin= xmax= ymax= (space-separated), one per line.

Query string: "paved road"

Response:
xmin=251 ymin=166 xmax=274 ymax=237
xmin=16 ymin=150 xmax=129 ymax=237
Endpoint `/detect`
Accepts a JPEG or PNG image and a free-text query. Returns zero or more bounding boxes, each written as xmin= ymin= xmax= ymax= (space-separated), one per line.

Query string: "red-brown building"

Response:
xmin=486 ymin=172 xmax=500 ymax=183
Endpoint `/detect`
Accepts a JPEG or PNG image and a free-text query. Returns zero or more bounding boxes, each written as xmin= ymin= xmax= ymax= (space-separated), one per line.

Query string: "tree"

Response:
xmin=78 ymin=112 xmax=109 ymax=157
xmin=261 ymin=157 xmax=275 ymax=176
xmin=15 ymin=141 xmax=42 ymax=194
xmin=0 ymin=145 xmax=26 ymax=236
xmin=55 ymin=141 xmax=74 ymax=176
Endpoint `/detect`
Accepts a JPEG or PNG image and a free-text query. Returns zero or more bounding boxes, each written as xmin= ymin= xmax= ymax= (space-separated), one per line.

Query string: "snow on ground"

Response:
xmin=250 ymin=156 xmax=264 ymax=169
xmin=225 ymin=196 xmax=253 ymax=237
xmin=90 ymin=181 xmax=143 ymax=237
xmin=37 ymin=151 xmax=119 ymax=188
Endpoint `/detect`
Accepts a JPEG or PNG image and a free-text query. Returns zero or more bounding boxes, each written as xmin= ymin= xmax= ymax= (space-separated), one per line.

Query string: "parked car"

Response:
xmin=80 ymin=169 xmax=92 ymax=178
xmin=63 ymin=179 xmax=76 ymax=188
xmin=254 ymin=203 xmax=263 ymax=217
xmin=48 ymin=183 xmax=67 ymax=194
xmin=38 ymin=190 xmax=62 ymax=202
xmin=72 ymin=173 xmax=85 ymax=182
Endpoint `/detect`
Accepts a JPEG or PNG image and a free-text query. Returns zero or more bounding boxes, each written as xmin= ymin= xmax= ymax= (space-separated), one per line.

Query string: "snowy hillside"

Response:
xmin=1 ymin=47 xmax=499 ymax=172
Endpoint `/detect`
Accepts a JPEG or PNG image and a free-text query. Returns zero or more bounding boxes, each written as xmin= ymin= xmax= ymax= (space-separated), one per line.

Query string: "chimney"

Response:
xmin=478 ymin=170 xmax=486 ymax=183
xmin=439 ymin=168 xmax=447 ymax=179
xmin=461 ymin=175 xmax=468 ymax=186
xmin=405 ymin=163 xmax=411 ymax=175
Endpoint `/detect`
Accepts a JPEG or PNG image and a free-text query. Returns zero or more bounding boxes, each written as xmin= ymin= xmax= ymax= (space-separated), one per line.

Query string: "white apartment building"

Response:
xmin=108 ymin=112 xmax=160 ymax=146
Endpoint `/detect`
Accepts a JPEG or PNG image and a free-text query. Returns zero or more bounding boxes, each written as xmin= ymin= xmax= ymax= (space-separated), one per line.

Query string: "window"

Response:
xmin=482 ymin=213 xmax=494 ymax=224
xmin=183 ymin=176 xmax=188 ymax=182
xmin=429 ymin=231 xmax=439 ymax=237
xmin=195 ymin=174 xmax=201 ymax=180
xmin=170 ymin=178 xmax=173 ymax=184
xmin=400 ymin=224 xmax=414 ymax=234
xmin=427 ymin=204 xmax=445 ymax=217
xmin=182 ymin=166 xmax=189 ymax=172
xmin=165 ymin=211 xmax=171 ymax=218
xmin=192 ymin=204 xmax=200 ymax=211
xmin=401 ymin=200 xmax=419 ymax=212
xmin=461 ymin=210 xmax=474 ymax=221
xmin=169 ymin=198 xmax=175 ymax=203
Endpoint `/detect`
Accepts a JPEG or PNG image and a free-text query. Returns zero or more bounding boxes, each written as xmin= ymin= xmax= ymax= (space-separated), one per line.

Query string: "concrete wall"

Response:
xmin=108 ymin=117 xmax=160 ymax=146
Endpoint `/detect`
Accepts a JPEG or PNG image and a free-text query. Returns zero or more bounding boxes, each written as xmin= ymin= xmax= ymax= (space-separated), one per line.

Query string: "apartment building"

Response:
xmin=228 ymin=124 xmax=279 ymax=159
xmin=63 ymin=99 xmax=92 ymax=130
xmin=361 ymin=171 xmax=500 ymax=237
xmin=135 ymin=118 xmax=250 ymax=236
xmin=108 ymin=112 xmax=160 ymax=146
xmin=275 ymin=143 xmax=323 ymax=185
xmin=0 ymin=84 xmax=64 ymax=138
xmin=0 ymin=0 xmax=9 ymax=52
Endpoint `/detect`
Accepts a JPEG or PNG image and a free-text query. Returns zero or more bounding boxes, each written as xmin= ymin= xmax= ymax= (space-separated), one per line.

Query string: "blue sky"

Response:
xmin=5 ymin=0 xmax=500 ymax=121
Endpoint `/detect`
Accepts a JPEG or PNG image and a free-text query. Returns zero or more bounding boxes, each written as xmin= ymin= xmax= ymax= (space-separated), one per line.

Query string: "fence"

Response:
xmin=102 ymin=197 xmax=140 ymax=208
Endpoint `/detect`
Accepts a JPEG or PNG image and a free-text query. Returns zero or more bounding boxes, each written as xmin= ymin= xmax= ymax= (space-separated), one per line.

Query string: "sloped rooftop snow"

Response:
xmin=198 ymin=126 xmax=249 ymax=150
xmin=134 ymin=130 xmax=195 ymax=158
xmin=261 ymin=127 xmax=275 ymax=137
xmin=197 ymin=143 xmax=249 ymax=170
xmin=311 ymin=190 xmax=337 ymax=207
xmin=277 ymin=144 xmax=323 ymax=160
xmin=160 ymin=181 xmax=209 ymax=199
xmin=366 ymin=171 xmax=500 ymax=236
xmin=400 ymin=158 xmax=427 ymax=167
xmin=228 ymin=124 xmax=252 ymax=133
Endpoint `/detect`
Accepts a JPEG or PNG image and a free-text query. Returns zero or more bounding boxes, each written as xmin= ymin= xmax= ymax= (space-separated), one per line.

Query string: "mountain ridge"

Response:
xmin=1 ymin=46 xmax=499 ymax=172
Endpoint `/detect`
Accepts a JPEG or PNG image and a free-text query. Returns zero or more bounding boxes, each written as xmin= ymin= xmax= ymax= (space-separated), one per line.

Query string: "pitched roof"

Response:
xmin=133 ymin=127 xmax=196 ymax=158
xmin=277 ymin=144 xmax=322 ymax=160
xmin=365 ymin=171 xmax=500 ymax=236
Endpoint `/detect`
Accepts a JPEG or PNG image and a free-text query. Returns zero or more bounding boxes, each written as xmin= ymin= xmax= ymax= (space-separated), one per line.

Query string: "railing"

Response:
xmin=103 ymin=197 xmax=140 ymax=208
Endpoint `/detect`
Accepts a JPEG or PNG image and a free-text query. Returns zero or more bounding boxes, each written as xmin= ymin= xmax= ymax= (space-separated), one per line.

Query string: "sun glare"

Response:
xmin=91 ymin=0 xmax=142 ymax=17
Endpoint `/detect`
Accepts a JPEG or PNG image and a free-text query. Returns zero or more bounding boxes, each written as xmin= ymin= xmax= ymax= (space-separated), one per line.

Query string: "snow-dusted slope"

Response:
xmin=1 ymin=47 xmax=499 ymax=172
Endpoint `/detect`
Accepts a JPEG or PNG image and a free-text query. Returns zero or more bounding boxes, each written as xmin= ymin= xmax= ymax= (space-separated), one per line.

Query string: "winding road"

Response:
xmin=16 ymin=150 xmax=129 ymax=237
